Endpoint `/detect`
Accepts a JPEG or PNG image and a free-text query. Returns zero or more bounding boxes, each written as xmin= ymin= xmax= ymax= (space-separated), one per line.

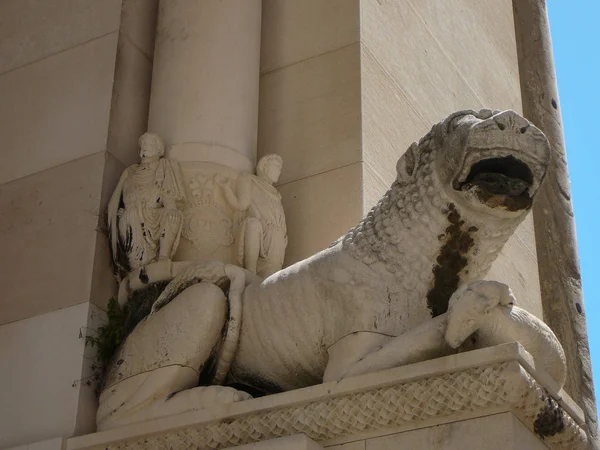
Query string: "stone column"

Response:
xmin=513 ymin=0 xmax=598 ymax=445
xmin=147 ymin=0 xmax=262 ymax=263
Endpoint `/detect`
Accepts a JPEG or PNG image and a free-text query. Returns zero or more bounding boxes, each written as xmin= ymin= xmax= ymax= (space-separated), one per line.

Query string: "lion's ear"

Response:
xmin=397 ymin=142 xmax=417 ymax=179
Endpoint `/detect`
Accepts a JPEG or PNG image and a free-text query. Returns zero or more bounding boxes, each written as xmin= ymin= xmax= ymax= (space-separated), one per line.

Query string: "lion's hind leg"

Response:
xmin=98 ymin=281 xmax=232 ymax=430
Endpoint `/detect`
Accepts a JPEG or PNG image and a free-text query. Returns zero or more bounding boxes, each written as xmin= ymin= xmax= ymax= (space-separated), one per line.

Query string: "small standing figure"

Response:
xmin=218 ymin=154 xmax=287 ymax=278
xmin=108 ymin=133 xmax=186 ymax=277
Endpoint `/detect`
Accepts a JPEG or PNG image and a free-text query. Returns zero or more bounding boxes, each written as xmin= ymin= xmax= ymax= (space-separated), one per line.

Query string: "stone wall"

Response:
xmin=258 ymin=0 xmax=363 ymax=265
xmin=0 ymin=1 xmax=157 ymax=447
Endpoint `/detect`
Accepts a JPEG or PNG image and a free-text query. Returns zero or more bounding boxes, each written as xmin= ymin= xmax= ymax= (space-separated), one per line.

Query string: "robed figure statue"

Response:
xmin=108 ymin=132 xmax=186 ymax=277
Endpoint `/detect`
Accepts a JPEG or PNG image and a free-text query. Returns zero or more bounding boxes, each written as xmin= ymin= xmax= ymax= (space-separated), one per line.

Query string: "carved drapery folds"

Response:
xmin=108 ymin=133 xmax=186 ymax=278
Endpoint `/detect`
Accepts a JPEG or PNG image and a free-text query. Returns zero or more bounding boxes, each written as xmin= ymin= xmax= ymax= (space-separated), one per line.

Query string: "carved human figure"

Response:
xmin=217 ymin=154 xmax=287 ymax=278
xmin=108 ymin=133 xmax=186 ymax=276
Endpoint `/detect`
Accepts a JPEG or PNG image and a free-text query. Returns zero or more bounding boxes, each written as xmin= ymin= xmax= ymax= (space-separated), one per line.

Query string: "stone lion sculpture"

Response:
xmin=98 ymin=109 xmax=564 ymax=431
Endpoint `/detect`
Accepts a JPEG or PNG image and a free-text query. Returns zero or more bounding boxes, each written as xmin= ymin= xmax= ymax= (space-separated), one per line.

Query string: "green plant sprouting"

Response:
xmin=85 ymin=297 xmax=128 ymax=367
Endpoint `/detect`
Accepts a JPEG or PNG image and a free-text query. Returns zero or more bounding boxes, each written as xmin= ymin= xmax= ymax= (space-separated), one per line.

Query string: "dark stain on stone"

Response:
xmin=138 ymin=268 xmax=149 ymax=284
xmin=228 ymin=373 xmax=284 ymax=397
xmin=472 ymin=187 xmax=533 ymax=211
xmin=576 ymin=302 xmax=582 ymax=314
xmin=427 ymin=203 xmax=477 ymax=317
xmin=551 ymin=98 xmax=558 ymax=110
xmin=199 ymin=300 xmax=233 ymax=386
xmin=198 ymin=347 xmax=220 ymax=386
xmin=124 ymin=280 xmax=171 ymax=335
xmin=534 ymin=395 xmax=565 ymax=438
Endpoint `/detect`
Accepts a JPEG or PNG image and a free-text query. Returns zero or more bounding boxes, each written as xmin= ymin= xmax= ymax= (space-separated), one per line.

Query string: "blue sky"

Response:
xmin=548 ymin=0 xmax=600 ymax=402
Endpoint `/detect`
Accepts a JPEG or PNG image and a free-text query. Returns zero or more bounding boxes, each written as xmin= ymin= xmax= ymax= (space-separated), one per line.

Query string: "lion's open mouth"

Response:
xmin=455 ymin=156 xmax=535 ymax=211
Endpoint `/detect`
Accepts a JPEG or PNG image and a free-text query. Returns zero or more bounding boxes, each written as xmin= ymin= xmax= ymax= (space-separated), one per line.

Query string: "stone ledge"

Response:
xmin=67 ymin=343 xmax=588 ymax=450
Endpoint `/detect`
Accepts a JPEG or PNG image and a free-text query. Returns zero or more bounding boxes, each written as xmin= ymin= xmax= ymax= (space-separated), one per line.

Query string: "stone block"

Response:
xmin=226 ymin=434 xmax=323 ymax=450
xmin=261 ymin=0 xmax=359 ymax=74
xmin=325 ymin=441 xmax=365 ymax=450
xmin=106 ymin=34 xmax=154 ymax=167
xmin=360 ymin=46 xmax=431 ymax=188
xmin=0 ymin=33 xmax=118 ymax=184
xmin=360 ymin=1 xmax=482 ymax=127
xmin=407 ymin=0 xmax=521 ymax=111
xmin=365 ymin=412 xmax=547 ymax=450
xmin=278 ymin=163 xmax=363 ymax=266
xmin=120 ymin=0 xmax=159 ymax=60
xmin=0 ymin=303 xmax=99 ymax=448
xmin=0 ymin=152 xmax=107 ymax=325
xmin=6 ymin=437 xmax=66 ymax=450
xmin=259 ymin=44 xmax=361 ymax=185
xmin=0 ymin=0 xmax=121 ymax=74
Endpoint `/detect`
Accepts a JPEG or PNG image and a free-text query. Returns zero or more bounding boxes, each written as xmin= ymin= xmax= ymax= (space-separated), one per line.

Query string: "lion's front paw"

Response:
xmin=444 ymin=280 xmax=516 ymax=348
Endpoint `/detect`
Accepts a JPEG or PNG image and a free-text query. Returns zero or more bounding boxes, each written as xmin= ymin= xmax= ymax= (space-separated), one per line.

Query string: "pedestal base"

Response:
xmin=327 ymin=413 xmax=548 ymax=450
xmin=224 ymin=414 xmax=548 ymax=450
xmin=67 ymin=343 xmax=589 ymax=450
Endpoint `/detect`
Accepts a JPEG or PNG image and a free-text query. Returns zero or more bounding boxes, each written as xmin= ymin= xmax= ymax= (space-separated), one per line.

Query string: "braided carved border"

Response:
xmin=85 ymin=361 xmax=588 ymax=450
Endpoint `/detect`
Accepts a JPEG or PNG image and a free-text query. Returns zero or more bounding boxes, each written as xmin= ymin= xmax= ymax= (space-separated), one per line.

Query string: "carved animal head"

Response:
xmin=397 ymin=109 xmax=551 ymax=219
xmin=444 ymin=280 xmax=516 ymax=348
xmin=343 ymin=109 xmax=551 ymax=319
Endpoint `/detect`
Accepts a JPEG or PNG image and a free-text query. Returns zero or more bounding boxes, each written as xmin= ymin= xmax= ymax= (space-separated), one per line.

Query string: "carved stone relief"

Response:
xmin=165 ymin=156 xmax=287 ymax=277
xmin=218 ymin=154 xmax=287 ymax=278
xmin=176 ymin=163 xmax=239 ymax=263
xmin=99 ymin=110 xmax=567 ymax=435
